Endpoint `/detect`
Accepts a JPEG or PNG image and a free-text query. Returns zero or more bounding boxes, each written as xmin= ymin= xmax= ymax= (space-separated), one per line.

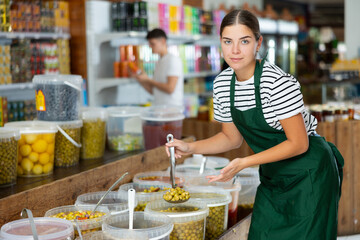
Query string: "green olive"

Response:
xmin=0 ymin=137 xmax=17 ymax=186
xmin=55 ymin=127 xmax=81 ymax=167
xmin=80 ymin=119 xmax=106 ymax=159
xmin=205 ymin=205 xmax=226 ymax=240
xmin=163 ymin=187 xmax=190 ymax=202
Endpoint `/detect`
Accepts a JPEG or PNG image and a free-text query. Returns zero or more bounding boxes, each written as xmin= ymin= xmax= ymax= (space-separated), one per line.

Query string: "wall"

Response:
xmin=203 ymin=0 xmax=263 ymax=11
xmin=345 ymin=0 xmax=360 ymax=59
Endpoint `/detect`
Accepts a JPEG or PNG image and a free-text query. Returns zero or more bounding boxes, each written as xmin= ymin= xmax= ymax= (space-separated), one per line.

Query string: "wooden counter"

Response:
xmin=0 ymin=137 xmax=194 ymax=226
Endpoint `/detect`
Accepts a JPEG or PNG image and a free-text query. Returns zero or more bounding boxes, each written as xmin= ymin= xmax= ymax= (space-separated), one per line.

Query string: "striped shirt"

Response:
xmin=213 ymin=61 xmax=317 ymax=135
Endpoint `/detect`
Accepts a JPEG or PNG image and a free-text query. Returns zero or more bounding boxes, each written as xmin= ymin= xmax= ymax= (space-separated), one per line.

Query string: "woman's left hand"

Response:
xmin=206 ymin=158 xmax=245 ymax=182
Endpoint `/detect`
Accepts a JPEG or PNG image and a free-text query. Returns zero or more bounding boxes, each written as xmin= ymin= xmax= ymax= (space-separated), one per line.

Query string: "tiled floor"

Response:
xmin=338 ymin=235 xmax=360 ymax=240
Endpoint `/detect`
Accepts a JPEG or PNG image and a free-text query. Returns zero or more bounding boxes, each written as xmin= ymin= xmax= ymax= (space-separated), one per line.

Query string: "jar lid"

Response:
xmin=184 ymin=155 xmax=230 ymax=170
xmin=4 ymin=121 xmax=58 ymax=134
xmin=0 ymin=127 xmax=20 ymax=140
xmin=107 ymin=106 xmax=144 ymax=118
xmin=81 ymin=107 xmax=108 ymax=121
xmin=0 ymin=217 xmax=74 ymax=240
xmin=140 ymin=105 xmax=185 ymax=122
xmin=32 ymin=74 xmax=82 ymax=87
xmin=185 ymin=186 xmax=232 ymax=207
xmin=50 ymin=120 xmax=83 ymax=129
xmin=75 ymin=191 xmax=128 ymax=213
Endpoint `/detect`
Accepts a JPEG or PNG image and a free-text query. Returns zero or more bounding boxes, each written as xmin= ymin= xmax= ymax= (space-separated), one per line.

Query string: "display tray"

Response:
xmin=0 ymin=149 xmax=143 ymax=199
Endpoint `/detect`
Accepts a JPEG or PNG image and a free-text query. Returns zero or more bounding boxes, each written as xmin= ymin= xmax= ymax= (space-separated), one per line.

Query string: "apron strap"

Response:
xmin=254 ymin=54 xmax=267 ymax=109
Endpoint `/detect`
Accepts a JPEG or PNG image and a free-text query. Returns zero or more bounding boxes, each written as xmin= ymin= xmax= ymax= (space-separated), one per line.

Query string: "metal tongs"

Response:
xmin=167 ymin=134 xmax=176 ymax=188
xmin=20 ymin=208 xmax=39 ymax=240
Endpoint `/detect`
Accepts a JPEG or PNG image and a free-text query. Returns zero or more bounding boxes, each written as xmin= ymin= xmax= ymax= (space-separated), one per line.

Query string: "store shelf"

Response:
xmin=95 ymin=31 xmax=220 ymax=47
xmin=0 ymin=82 xmax=33 ymax=91
xmin=95 ymin=78 xmax=135 ymax=93
xmin=0 ymin=32 xmax=70 ymax=40
xmin=184 ymin=71 xmax=219 ymax=79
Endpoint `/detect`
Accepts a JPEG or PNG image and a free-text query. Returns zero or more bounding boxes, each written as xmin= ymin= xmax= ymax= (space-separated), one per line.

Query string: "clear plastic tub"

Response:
xmin=0 ymin=217 xmax=74 ymax=240
xmin=236 ymin=167 xmax=260 ymax=221
xmin=184 ymin=154 xmax=230 ymax=170
xmin=0 ymin=128 xmax=20 ymax=187
xmin=4 ymin=121 xmax=58 ymax=177
xmin=33 ymin=74 xmax=83 ymax=121
xmin=140 ymin=105 xmax=184 ymax=150
xmin=185 ymin=186 xmax=232 ymax=240
xmin=45 ymin=205 xmax=109 ymax=237
xmin=133 ymin=171 xmax=185 ymax=188
xmin=75 ymin=230 xmax=148 ymax=240
xmin=169 ymin=164 xmax=217 ymax=180
xmin=106 ymin=106 xmax=144 ymax=152
xmin=184 ymin=174 xmax=241 ymax=229
xmin=102 ymin=211 xmax=173 ymax=240
xmin=53 ymin=120 xmax=83 ymax=167
xmin=80 ymin=107 xmax=108 ymax=159
xmin=145 ymin=200 xmax=208 ymax=240
xmin=75 ymin=191 xmax=128 ymax=214
xmin=118 ymin=182 xmax=171 ymax=211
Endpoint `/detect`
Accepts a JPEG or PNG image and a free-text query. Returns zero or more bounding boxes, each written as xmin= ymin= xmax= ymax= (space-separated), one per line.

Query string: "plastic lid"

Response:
xmin=50 ymin=120 xmax=83 ymax=129
xmin=102 ymin=211 xmax=173 ymax=240
xmin=0 ymin=217 xmax=74 ymax=240
xmin=145 ymin=200 xmax=208 ymax=222
xmin=0 ymin=127 xmax=20 ymax=140
xmin=185 ymin=186 xmax=232 ymax=207
xmin=184 ymin=173 xmax=242 ymax=193
xmin=236 ymin=167 xmax=260 ymax=186
xmin=4 ymin=121 xmax=58 ymax=134
xmin=81 ymin=107 xmax=108 ymax=121
xmin=118 ymin=182 xmax=172 ymax=203
xmin=140 ymin=105 xmax=185 ymax=122
xmin=75 ymin=191 xmax=128 ymax=213
xmin=184 ymin=155 xmax=230 ymax=170
xmin=171 ymin=164 xmax=217 ymax=176
xmin=76 ymin=230 xmax=149 ymax=240
xmin=106 ymin=106 xmax=144 ymax=118
xmin=44 ymin=205 xmax=109 ymax=230
xmin=32 ymin=75 xmax=82 ymax=90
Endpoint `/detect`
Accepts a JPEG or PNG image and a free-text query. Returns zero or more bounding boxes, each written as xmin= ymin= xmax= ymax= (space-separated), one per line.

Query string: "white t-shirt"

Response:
xmin=153 ymin=53 xmax=184 ymax=106
xmin=213 ymin=61 xmax=318 ymax=135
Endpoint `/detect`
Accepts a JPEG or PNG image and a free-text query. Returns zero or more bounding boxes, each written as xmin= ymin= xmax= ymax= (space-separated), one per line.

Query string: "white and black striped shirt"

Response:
xmin=213 ymin=61 xmax=317 ymax=135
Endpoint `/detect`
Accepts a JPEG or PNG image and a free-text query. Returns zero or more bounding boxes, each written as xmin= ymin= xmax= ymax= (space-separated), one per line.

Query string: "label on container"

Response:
xmin=36 ymin=90 xmax=46 ymax=111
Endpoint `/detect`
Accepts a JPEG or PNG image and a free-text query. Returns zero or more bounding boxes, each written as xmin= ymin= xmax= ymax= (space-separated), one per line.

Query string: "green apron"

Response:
xmin=229 ymin=59 xmax=344 ymax=240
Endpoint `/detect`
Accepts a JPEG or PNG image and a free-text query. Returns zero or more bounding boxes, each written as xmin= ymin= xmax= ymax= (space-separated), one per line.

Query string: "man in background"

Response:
xmin=132 ymin=28 xmax=184 ymax=106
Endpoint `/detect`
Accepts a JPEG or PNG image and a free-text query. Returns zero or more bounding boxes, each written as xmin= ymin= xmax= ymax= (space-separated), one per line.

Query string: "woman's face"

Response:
xmin=221 ymin=24 xmax=262 ymax=72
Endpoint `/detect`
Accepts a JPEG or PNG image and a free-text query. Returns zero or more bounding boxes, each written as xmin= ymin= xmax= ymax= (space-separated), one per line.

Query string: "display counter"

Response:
xmin=182 ymin=118 xmax=360 ymax=236
xmin=0 ymin=137 xmax=194 ymax=226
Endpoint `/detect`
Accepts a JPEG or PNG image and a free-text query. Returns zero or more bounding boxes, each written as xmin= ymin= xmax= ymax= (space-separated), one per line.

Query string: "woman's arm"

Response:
xmin=208 ymin=113 xmax=309 ymax=182
xmin=166 ymin=122 xmax=243 ymax=158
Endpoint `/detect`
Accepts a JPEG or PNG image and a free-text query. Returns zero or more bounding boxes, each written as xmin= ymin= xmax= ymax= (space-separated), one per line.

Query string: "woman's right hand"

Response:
xmin=165 ymin=138 xmax=192 ymax=158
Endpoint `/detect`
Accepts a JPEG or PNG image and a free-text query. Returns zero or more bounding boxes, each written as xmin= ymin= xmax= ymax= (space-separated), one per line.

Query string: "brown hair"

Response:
xmin=220 ymin=9 xmax=261 ymax=41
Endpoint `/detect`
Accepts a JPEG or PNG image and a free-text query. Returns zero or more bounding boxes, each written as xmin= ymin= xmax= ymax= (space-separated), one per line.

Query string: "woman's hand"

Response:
xmin=134 ymin=72 xmax=150 ymax=83
xmin=165 ymin=138 xmax=193 ymax=158
xmin=206 ymin=158 xmax=245 ymax=182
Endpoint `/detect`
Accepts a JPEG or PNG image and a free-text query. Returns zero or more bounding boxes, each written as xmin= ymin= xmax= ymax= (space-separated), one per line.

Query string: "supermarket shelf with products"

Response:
xmin=0 ymin=32 xmax=70 ymax=40
xmin=95 ymin=70 xmax=219 ymax=94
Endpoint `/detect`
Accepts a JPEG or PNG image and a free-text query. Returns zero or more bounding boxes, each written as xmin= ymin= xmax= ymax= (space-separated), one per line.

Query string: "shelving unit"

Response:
xmin=0 ymin=32 xmax=70 ymax=40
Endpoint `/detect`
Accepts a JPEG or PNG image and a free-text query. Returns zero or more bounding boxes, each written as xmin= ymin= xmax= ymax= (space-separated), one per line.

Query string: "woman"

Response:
xmin=166 ymin=9 xmax=343 ymax=239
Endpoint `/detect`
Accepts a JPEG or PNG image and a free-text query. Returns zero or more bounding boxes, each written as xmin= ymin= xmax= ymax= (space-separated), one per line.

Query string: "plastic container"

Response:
xmin=80 ymin=107 xmax=108 ymax=159
xmin=184 ymin=173 xmax=241 ymax=229
xmin=106 ymin=106 xmax=144 ymax=152
xmin=75 ymin=191 xmax=128 ymax=214
xmin=102 ymin=211 xmax=173 ymax=240
xmin=145 ymin=200 xmax=208 ymax=240
xmin=169 ymin=164 xmax=217 ymax=181
xmin=133 ymin=171 xmax=185 ymax=187
xmin=54 ymin=120 xmax=83 ymax=167
xmin=0 ymin=128 xmax=20 ymax=187
xmin=0 ymin=217 xmax=74 ymax=240
xmin=184 ymin=154 xmax=230 ymax=170
xmin=4 ymin=121 xmax=58 ymax=177
xmin=33 ymin=74 xmax=83 ymax=121
xmin=186 ymin=186 xmax=232 ymax=240
xmin=140 ymin=105 xmax=184 ymax=150
xmin=118 ymin=182 xmax=171 ymax=211
xmin=236 ymin=167 xmax=260 ymax=221
xmin=45 ymin=205 xmax=109 ymax=237
xmin=75 ymin=230 xmax=148 ymax=240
